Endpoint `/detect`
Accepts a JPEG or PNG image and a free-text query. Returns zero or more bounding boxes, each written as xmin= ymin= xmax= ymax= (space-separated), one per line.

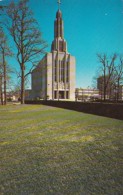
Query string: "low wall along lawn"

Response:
xmin=25 ymin=100 xmax=123 ymax=120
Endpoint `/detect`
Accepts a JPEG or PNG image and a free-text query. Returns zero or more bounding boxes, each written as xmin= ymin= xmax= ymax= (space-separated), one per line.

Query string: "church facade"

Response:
xmin=31 ymin=9 xmax=76 ymax=100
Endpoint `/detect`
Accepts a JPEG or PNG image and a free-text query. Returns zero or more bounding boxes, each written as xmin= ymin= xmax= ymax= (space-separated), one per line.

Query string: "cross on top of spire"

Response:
xmin=57 ymin=0 xmax=61 ymax=9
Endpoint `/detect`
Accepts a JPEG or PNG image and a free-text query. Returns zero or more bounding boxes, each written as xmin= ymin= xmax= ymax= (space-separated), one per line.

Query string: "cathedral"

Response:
xmin=31 ymin=8 xmax=76 ymax=100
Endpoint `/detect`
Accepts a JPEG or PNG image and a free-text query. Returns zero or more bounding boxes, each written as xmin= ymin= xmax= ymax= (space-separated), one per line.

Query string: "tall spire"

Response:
xmin=55 ymin=0 xmax=63 ymax=39
xmin=55 ymin=9 xmax=63 ymax=38
xmin=51 ymin=1 xmax=67 ymax=52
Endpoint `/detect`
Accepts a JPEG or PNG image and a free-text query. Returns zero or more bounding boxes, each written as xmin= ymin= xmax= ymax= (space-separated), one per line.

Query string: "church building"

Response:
xmin=31 ymin=8 xmax=76 ymax=100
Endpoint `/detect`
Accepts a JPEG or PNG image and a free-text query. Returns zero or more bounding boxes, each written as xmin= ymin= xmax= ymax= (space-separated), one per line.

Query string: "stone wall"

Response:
xmin=25 ymin=100 xmax=123 ymax=120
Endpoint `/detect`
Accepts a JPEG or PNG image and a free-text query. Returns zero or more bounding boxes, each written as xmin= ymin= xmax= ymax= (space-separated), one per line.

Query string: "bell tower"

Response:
xmin=31 ymin=0 xmax=75 ymax=101
xmin=51 ymin=3 xmax=67 ymax=52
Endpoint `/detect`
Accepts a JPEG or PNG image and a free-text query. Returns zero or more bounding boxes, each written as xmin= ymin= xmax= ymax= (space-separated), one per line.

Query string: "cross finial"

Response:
xmin=57 ymin=0 xmax=61 ymax=9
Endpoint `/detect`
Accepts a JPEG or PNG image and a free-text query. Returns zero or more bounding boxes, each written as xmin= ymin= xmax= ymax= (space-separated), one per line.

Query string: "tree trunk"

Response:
xmin=103 ymin=82 xmax=107 ymax=101
xmin=0 ymin=76 xmax=3 ymax=105
xmin=104 ymin=87 xmax=106 ymax=101
xmin=3 ymin=53 xmax=7 ymax=105
xmin=2 ymin=50 xmax=7 ymax=105
xmin=1 ymin=90 xmax=3 ymax=105
xmin=103 ymin=68 xmax=106 ymax=101
xmin=21 ymin=67 xmax=25 ymax=104
xmin=117 ymin=80 xmax=120 ymax=102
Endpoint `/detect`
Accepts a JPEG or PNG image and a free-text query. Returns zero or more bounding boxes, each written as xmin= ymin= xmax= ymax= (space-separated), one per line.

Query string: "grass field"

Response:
xmin=0 ymin=104 xmax=123 ymax=195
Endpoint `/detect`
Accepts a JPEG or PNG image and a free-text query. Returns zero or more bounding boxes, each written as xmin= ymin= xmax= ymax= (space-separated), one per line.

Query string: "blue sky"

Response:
xmin=1 ymin=0 xmax=123 ymax=88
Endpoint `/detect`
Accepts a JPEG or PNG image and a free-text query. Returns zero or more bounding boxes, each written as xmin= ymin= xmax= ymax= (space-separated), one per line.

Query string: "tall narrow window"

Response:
xmin=66 ymin=91 xmax=69 ymax=99
xmin=66 ymin=61 xmax=69 ymax=82
xmin=61 ymin=61 xmax=64 ymax=82
xmin=59 ymin=60 xmax=61 ymax=82
xmin=54 ymin=91 xmax=57 ymax=99
xmin=59 ymin=41 xmax=63 ymax=52
xmin=55 ymin=60 xmax=57 ymax=82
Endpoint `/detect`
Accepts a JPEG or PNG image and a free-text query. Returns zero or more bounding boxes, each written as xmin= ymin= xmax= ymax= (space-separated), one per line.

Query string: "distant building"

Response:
xmin=97 ymin=76 xmax=123 ymax=101
xmin=25 ymin=89 xmax=32 ymax=100
xmin=7 ymin=91 xmax=20 ymax=101
xmin=97 ymin=76 xmax=123 ymax=100
xmin=31 ymin=9 xmax=76 ymax=100
xmin=110 ymin=85 xmax=123 ymax=101
xmin=119 ymin=85 xmax=123 ymax=100
xmin=75 ymin=88 xmax=100 ymax=101
xmin=97 ymin=76 xmax=111 ymax=99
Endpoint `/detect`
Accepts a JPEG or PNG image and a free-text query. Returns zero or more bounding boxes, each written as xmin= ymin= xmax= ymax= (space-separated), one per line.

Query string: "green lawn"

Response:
xmin=0 ymin=104 xmax=123 ymax=195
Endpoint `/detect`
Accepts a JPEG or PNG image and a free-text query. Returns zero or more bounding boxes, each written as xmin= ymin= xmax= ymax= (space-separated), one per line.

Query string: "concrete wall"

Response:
xmin=69 ymin=55 xmax=76 ymax=100
xmin=25 ymin=100 xmax=123 ymax=120
xmin=47 ymin=53 xmax=53 ymax=99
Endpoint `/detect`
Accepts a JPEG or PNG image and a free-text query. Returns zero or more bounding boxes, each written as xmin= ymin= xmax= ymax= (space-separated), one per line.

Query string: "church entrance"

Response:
xmin=54 ymin=91 xmax=65 ymax=99
xmin=59 ymin=91 xmax=64 ymax=99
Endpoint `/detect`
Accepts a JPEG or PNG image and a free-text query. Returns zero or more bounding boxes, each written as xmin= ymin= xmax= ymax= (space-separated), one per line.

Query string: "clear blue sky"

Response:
xmin=1 ymin=0 xmax=123 ymax=88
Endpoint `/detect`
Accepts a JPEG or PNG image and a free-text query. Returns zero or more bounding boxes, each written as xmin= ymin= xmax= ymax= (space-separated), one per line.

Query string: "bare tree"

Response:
xmin=97 ymin=53 xmax=117 ymax=101
xmin=0 ymin=63 xmax=3 ymax=105
xmin=0 ymin=29 xmax=12 ymax=105
xmin=113 ymin=56 xmax=123 ymax=101
xmin=6 ymin=0 xmax=47 ymax=104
